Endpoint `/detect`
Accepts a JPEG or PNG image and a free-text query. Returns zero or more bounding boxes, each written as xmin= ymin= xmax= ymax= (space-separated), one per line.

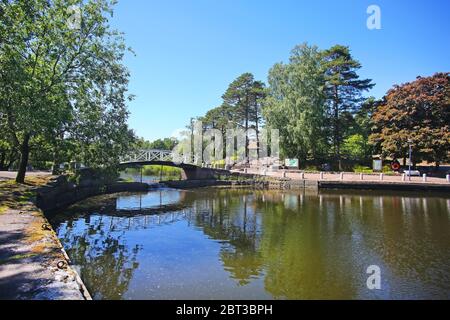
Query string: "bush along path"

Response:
xmin=0 ymin=176 xmax=90 ymax=300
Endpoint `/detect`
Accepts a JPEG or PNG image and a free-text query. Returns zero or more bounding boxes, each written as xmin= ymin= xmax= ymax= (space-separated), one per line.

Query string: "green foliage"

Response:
xmin=353 ymin=165 xmax=373 ymax=173
xmin=262 ymin=43 xmax=375 ymax=168
xmin=221 ymin=73 xmax=266 ymax=158
xmin=183 ymin=73 xmax=266 ymax=162
xmin=370 ymin=73 xmax=450 ymax=166
xmin=353 ymin=164 xmax=392 ymax=174
xmin=322 ymin=45 xmax=375 ymax=169
xmin=142 ymin=165 xmax=182 ymax=177
xmin=124 ymin=165 xmax=182 ymax=177
xmin=263 ymin=43 xmax=328 ymax=162
xmin=0 ymin=0 xmax=135 ymax=182
xmin=222 ymin=73 xmax=266 ymax=132
xmin=72 ymin=167 xmax=120 ymax=186
xmin=180 ymin=43 xmax=378 ymax=168
xmin=341 ymin=134 xmax=370 ymax=161
xmin=303 ymin=165 xmax=320 ymax=172
xmin=136 ymin=137 xmax=178 ymax=151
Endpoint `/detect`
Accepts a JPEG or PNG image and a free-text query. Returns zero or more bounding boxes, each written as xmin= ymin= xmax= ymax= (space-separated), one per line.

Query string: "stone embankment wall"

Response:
xmin=163 ymin=174 xmax=450 ymax=192
xmin=36 ymin=175 xmax=149 ymax=213
xmin=162 ymin=178 xmax=320 ymax=190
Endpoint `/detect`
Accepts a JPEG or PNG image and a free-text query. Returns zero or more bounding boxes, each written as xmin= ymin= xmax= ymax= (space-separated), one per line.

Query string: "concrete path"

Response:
xmin=0 ymin=171 xmax=51 ymax=182
xmin=0 ymin=176 xmax=88 ymax=300
xmin=235 ymin=169 xmax=450 ymax=185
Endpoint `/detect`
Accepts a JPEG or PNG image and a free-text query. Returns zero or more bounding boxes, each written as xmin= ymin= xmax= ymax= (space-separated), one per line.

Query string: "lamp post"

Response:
xmin=190 ymin=117 xmax=195 ymax=164
xmin=407 ymin=139 xmax=413 ymax=182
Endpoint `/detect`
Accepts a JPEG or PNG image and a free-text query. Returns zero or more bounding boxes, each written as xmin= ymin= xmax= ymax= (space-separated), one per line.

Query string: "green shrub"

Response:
xmin=353 ymin=164 xmax=393 ymax=174
xmin=353 ymin=165 xmax=373 ymax=173
xmin=303 ymin=165 xmax=319 ymax=172
xmin=142 ymin=165 xmax=182 ymax=177
xmin=73 ymin=167 xmax=119 ymax=185
xmin=122 ymin=165 xmax=182 ymax=177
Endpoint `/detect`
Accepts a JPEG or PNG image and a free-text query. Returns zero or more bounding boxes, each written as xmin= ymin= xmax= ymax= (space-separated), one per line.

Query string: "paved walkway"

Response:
xmin=0 ymin=171 xmax=51 ymax=182
xmin=234 ymin=169 xmax=450 ymax=185
xmin=0 ymin=176 xmax=87 ymax=300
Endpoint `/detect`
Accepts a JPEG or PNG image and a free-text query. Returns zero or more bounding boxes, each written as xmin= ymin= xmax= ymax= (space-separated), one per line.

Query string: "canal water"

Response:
xmin=49 ymin=187 xmax=450 ymax=300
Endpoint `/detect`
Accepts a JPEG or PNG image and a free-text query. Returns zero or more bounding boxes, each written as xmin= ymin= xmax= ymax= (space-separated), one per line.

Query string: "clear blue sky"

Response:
xmin=110 ymin=0 xmax=450 ymax=141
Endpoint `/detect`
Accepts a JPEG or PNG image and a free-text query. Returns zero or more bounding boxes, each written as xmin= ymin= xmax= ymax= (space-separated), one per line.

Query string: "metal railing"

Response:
xmin=120 ymin=149 xmax=174 ymax=164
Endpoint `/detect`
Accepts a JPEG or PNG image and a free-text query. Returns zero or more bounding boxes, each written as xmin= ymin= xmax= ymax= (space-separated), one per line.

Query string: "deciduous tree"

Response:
xmin=0 ymin=0 xmax=135 ymax=182
xmin=370 ymin=72 xmax=450 ymax=168
xmin=263 ymin=43 xmax=327 ymax=163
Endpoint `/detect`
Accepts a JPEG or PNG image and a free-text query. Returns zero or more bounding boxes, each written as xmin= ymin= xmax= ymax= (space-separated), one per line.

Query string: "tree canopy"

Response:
xmin=1 ymin=1 xmax=446 ymax=178
xmin=0 ymin=0 xmax=135 ymax=182
xmin=262 ymin=43 xmax=374 ymax=168
xmin=263 ymin=43 xmax=327 ymax=162
xmin=370 ymin=72 xmax=450 ymax=167
xmin=321 ymin=45 xmax=375 ymax=170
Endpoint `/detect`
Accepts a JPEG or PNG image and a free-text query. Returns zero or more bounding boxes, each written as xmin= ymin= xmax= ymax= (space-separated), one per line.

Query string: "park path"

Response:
xmin=0 ymin=171 xmax=51 ymax=182
xmin=0 ymin=175 xmax=88 ymax=300
xmin=234 ymin=169 xmax=450 ymax=185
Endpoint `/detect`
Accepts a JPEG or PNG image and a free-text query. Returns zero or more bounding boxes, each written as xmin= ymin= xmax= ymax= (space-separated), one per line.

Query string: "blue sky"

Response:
xmin=110 ymin=0 xmax=450 ymax=141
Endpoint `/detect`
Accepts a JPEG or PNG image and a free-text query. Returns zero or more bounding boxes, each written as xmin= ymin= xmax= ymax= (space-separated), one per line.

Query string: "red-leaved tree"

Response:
xmin=370 ymin=72 xmax=449 ymax=168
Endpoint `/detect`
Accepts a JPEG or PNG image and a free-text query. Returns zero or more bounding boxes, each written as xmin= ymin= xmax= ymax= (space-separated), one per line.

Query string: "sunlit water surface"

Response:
xmin=49 ymin=188 xmax=450 ymax=300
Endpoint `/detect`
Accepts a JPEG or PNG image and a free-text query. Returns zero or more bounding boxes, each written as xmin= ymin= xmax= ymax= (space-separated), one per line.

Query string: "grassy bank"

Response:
xmin=0 ymin=176 xmax=50 ymax=214
xmin=123 ymin=165 xmax=183 ymax=179
xmin=0 ymin=175 xmax=88 ymax=300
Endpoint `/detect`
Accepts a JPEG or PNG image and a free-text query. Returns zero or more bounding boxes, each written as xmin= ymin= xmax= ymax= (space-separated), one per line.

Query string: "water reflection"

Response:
xmin=116 ymin=190 xmax=183 ymax=210
xmin=50 ymin=189 xmax=450 ymax=300
xmin=57 ymin=216 xmax=141 ymax=300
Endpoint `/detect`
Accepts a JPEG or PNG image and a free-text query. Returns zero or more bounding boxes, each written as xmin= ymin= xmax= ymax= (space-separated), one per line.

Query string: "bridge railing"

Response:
xmin=120 ymin=149 xmax=208 ymax=166
xmin=120 ymin=149 xmax=174 ymax=164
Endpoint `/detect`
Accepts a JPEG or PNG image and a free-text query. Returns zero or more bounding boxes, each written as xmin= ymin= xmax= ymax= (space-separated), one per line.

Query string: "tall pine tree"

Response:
xmin=222 ymin=73 xmax=265 ymax=161
xmin=322 ymin=45 xmax=374 ymax=170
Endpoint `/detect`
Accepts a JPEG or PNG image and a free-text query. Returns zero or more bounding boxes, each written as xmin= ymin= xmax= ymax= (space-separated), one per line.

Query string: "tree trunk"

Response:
xmin=255 ymin=110 xmax=260 ymax=159
xmin=245 ymin=106 xmax=249 ymax=162
xmin=333 ymin=86 xmax=342 ymax=171
xmin=16 ymin=134 xmax=31 ymax=184
xmin=221 ymin=127 xmax=227 ymax=160
xmin=0 ymin=151 xmax=5 ymax=171
xmin=52 ymin=144 xmax=60 ymax=175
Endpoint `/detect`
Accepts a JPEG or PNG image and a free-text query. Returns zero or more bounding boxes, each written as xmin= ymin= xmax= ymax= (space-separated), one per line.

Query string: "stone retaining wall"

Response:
xmin=162 ymin=178 xmax=320 ymax=190
xmin=163 ymin=175 xmax=449 ymax=192
xmin=319 ymin=180 xmax=450 ymax=192
xmin=36 ymin=176 xmax=149 ymax=213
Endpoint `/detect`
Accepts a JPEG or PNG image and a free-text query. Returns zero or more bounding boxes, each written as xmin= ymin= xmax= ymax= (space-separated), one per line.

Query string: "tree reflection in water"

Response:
xmin=188 ymin=190 xmax=358 ymax=299
xmin=191 ymin=192 xmax=264 ymax=286
xmin=57 ymin=215 xmax=141 ymax=300
xmin=50 ymin=189 xmax=450 ymax=300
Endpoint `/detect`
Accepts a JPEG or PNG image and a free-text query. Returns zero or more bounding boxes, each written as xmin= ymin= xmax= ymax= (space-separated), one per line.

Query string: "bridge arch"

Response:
xmin=119 ymin=150 xmax=227 ymax=180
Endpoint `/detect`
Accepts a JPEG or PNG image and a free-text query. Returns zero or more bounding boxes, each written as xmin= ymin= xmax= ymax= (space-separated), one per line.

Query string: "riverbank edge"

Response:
xmin=0 ymin=176 xmax=92 ymax=300
xmin=318 ymin=180 xmax=450 ymax=192
xmin=36 ymin=177 xmax=152 ymax=300
xmin=36 ymin=176 xmax=150 ymax=213
xmin=13 ymin=174 xmax=445 ymax=300
xmin=162 ymin=176 xmax=450 ymax=192
xmin=0 ymin=204 xmax=92 ymax=300
xmin=0 ymin=176 xmax=151 ymax=300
